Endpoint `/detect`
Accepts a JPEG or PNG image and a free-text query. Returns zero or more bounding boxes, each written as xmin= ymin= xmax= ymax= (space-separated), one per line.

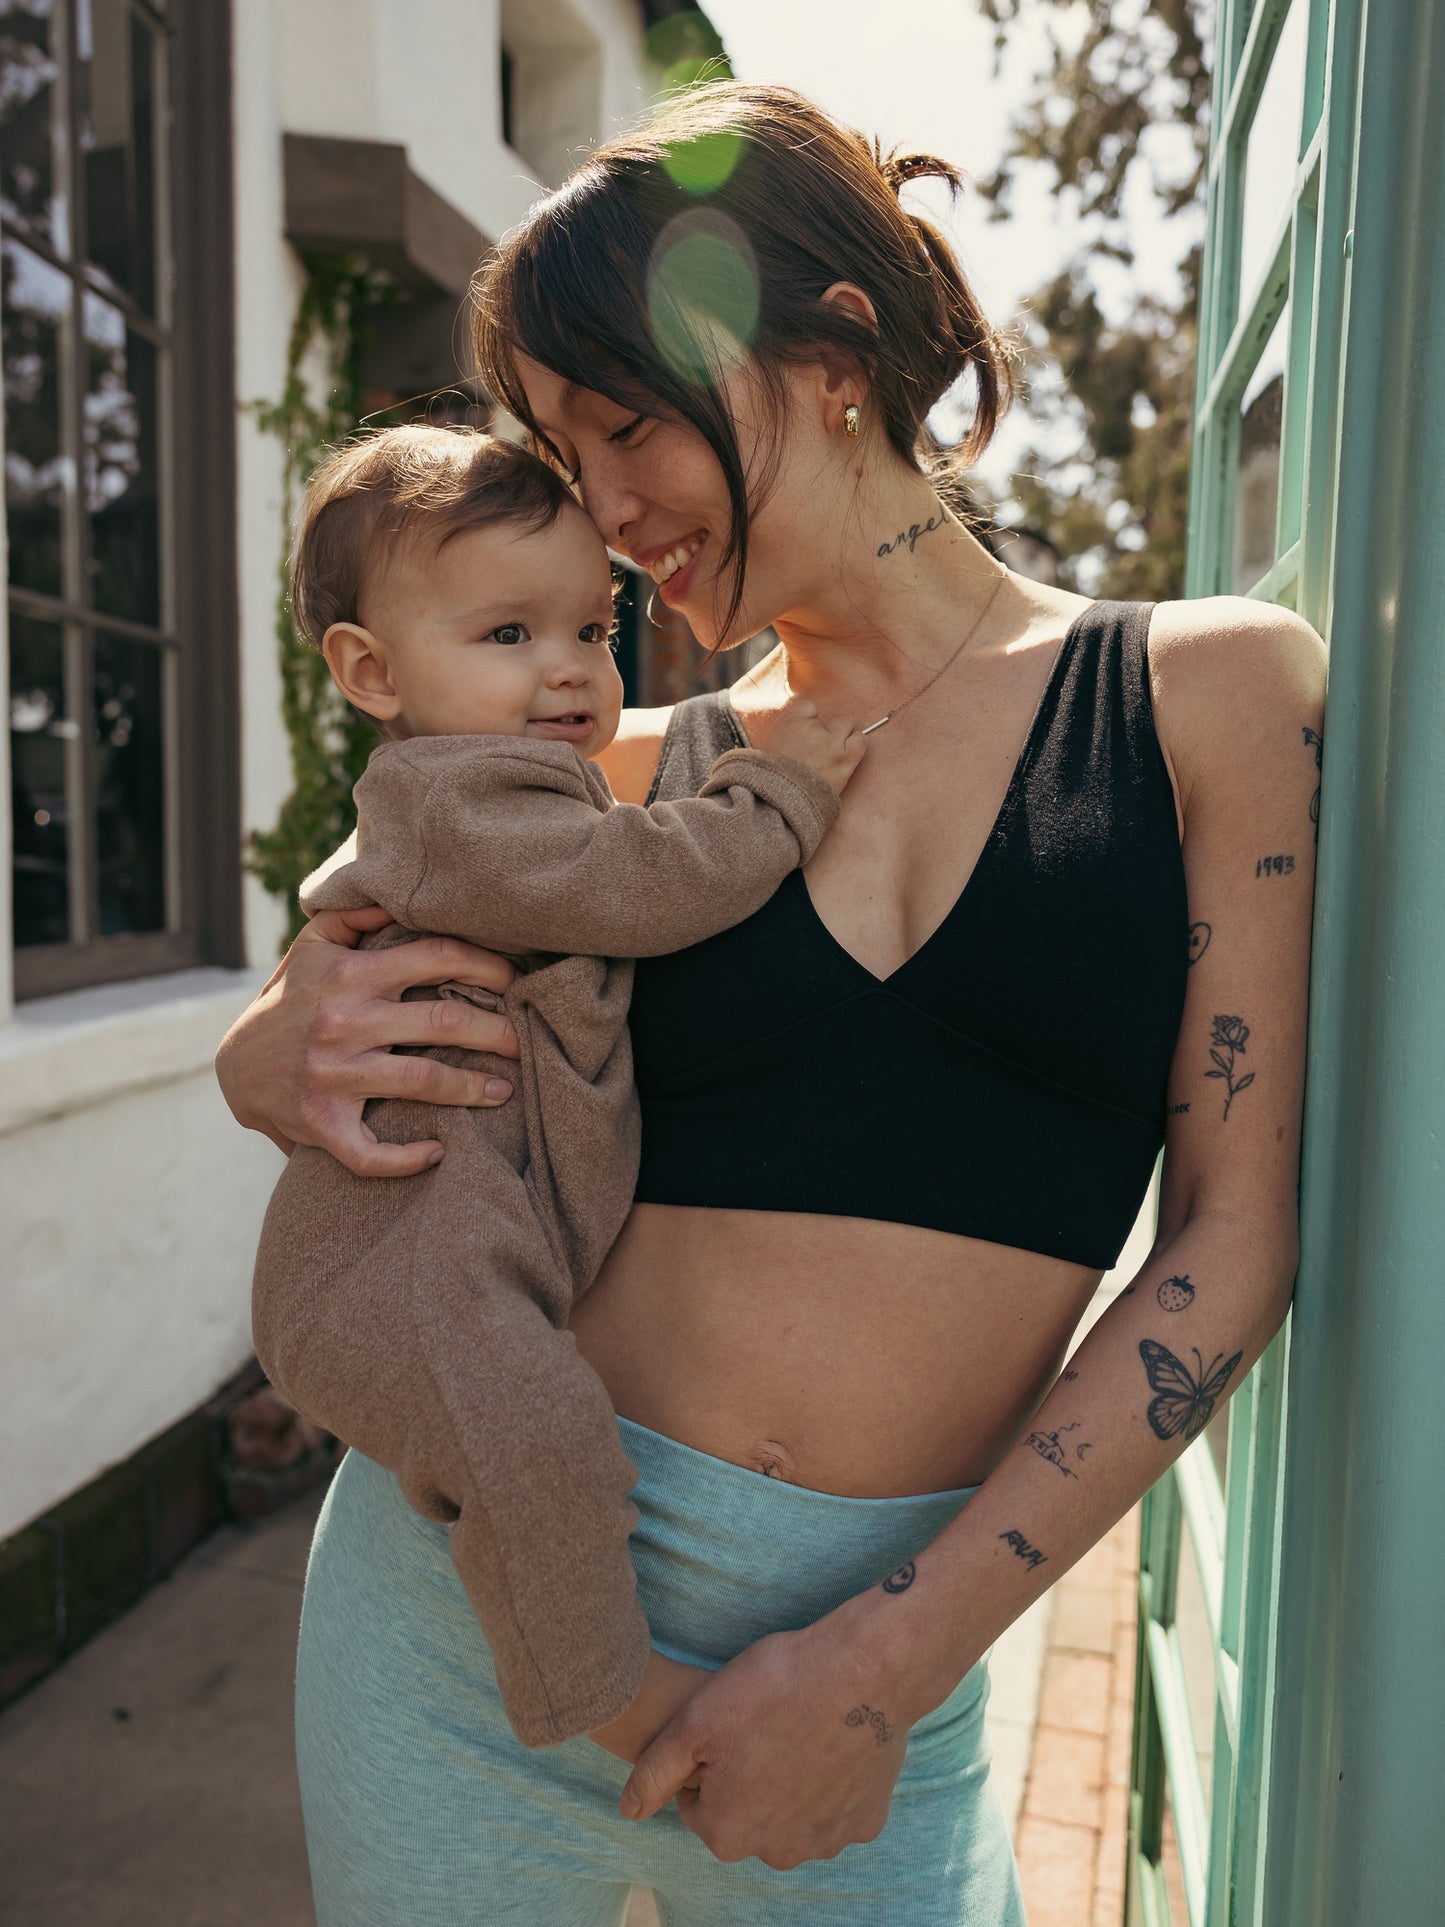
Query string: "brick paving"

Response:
xmin=1014 ymin=1508 xmax=1141 ymax=1927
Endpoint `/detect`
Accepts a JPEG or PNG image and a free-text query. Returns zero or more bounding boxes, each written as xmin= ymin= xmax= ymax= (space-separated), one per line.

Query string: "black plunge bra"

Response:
xmin=629 ymin=600 xmax=1189 ymax=1269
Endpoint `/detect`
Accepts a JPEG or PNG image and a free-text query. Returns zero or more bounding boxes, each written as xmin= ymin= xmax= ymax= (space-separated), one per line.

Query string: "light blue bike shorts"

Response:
xmin=295 ymin=1417 xmax=1027 ymax=1925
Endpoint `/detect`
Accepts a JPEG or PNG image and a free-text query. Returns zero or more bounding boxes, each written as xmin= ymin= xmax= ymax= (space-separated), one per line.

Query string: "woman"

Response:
xmin=218 ymin=83 xmax=1323 ymax=1924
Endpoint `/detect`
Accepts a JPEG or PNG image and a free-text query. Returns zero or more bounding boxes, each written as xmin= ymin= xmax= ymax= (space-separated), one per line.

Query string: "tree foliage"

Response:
xmin=976 ymin=0 xmax=1213 ymax=597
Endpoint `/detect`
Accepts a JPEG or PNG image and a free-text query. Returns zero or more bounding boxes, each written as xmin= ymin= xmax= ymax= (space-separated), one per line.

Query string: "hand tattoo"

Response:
xmin=845 ymin=1704 xmax=895 ymax=1745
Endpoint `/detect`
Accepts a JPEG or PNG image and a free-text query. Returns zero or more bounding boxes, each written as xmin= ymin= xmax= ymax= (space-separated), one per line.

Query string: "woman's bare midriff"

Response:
xmin=568 ymin=1202 xmax=1104 ymax=1497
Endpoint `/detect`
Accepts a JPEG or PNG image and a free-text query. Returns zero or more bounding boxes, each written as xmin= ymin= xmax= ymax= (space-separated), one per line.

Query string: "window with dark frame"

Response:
xmin=3 ymin=0 xmax=240 ymax=1000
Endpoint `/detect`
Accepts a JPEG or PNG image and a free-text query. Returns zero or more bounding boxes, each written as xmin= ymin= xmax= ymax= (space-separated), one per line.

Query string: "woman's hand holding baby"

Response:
xmin=215 ymin=904 xmax=521 ymax=1176
xmin=759 ymin=699 xmax=866 ymax=796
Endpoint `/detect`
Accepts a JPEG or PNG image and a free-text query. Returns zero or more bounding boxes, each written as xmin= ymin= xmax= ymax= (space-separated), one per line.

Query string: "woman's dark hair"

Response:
xmin=472 ymin=81 xmax=1015 ymax=635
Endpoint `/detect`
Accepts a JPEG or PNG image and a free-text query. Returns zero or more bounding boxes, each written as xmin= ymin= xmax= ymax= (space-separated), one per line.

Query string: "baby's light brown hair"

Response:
xmin=290 ymin=424 xmax=579 ymax=649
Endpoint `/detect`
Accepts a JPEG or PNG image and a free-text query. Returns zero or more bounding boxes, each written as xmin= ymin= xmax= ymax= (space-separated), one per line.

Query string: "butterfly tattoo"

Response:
xmin=1138 ymin=1339 xmax=1242 ymax=1442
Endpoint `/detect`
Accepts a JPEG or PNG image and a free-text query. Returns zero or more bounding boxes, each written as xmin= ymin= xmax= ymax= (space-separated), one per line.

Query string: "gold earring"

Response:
xmin=844 ymin=403 xmax=861 ymax=438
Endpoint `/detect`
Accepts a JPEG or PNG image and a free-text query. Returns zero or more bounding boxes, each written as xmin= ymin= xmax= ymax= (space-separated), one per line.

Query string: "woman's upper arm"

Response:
xmin=1149 ymin=596 xmax=1328 ymax=1249
xmin=594 ymin=705 xmax=674 ymax=804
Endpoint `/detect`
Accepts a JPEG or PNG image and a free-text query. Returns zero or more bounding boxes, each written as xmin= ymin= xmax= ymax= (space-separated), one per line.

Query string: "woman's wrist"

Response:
xmin=823 ymin=1576 xmax=983 ymax=1730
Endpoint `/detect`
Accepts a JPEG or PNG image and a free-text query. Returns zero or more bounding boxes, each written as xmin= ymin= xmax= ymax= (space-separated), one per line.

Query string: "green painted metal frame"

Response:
xmin=1126 ymin=2 xmax=1364 ymax=1922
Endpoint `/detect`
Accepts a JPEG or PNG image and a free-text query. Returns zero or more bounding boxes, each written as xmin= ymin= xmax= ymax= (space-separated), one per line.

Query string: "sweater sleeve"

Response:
xmin=390 ymin=741 xmax=837 ymax=956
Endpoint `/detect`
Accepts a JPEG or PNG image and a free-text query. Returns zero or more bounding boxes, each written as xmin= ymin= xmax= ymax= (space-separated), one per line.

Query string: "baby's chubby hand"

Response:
xmin=762 ymin=699 xmax=866 ymax=796
xmin=588 ymin=1650 xmax=711 ymax=1772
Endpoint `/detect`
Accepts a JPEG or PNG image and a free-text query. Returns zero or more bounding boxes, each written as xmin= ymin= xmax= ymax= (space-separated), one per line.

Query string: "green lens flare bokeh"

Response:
xmin=647 ymin=215 xmax=760 ymax=387
xmin=660 ymin=127 xmax=744 ymax=195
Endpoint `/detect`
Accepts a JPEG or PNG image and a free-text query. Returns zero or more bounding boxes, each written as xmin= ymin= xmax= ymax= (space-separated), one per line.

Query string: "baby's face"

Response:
xmin=366 ymin=503 xmax=624 ymax=755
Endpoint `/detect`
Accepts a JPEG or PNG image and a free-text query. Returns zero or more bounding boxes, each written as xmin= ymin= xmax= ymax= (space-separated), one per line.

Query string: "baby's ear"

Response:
xmin=322 ymin=621 xmax=402 ymax=724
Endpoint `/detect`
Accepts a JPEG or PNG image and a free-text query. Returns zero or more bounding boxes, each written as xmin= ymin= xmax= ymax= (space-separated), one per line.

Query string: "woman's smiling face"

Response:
xmin=514 ymin=353 xmax=831 ymax=654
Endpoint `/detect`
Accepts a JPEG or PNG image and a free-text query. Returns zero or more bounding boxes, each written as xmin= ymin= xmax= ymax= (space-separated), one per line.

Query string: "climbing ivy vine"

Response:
xmin=247 ymin=253 xmax=403 ymax=945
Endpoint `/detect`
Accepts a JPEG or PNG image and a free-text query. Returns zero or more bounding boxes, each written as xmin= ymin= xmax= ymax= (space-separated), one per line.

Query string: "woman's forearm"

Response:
xmin=828 ymin=1207 xmax=1299 ymax=1723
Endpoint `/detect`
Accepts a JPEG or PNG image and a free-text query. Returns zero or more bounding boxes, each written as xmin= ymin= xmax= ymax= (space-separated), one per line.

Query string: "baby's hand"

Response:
xmin=763 ymin=699 xmax=866 ymax=796
xmin=588 ymin=1650 xmax=711 ymax=1767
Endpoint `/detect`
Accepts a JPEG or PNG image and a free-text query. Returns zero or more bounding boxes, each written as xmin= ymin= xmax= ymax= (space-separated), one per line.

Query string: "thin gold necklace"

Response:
xmin=858 ymin=568 xmax=1010 ymax=734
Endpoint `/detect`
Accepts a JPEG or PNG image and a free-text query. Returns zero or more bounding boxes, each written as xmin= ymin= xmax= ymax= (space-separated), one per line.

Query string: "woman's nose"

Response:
xmin=578 ymin=458 xmax=644 ymax=552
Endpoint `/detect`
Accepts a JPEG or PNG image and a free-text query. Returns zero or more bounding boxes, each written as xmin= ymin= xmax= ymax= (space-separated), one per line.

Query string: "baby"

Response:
xmin=250 ymin=425 xmax=863 ymax=1754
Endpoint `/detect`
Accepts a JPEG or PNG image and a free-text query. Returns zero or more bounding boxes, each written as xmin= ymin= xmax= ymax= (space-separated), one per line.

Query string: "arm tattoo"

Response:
xmin=845 ymin=1704 xmax=895 ymax=1745
xmin=1025 ymin=1421 xmax=1092 ymax=1477
xmin=1138 ymin=1339 xmax=1242 ymax=1441
xmin=1061 ymin=1367 xmax=1080 ymax=1381
xmin=1188 ymin=921 xmax=1212 ymax=966
xmin=1303 ymin=725 xmax=1323 ymax=841
xmin=1205 ymin=1014 xmax=1255 ymax=1118
xmin=1255 ymin=854 xmax=1296 ymax=877
xmin=876 ymin=510 xmax=945 ymax=558
xmin=1156 ymin=1273 xmax=1196 ymax=1312
xmin=881 ymin=1562 xmax=916 ymax=1595
xmin=998 ymin=1528 xmax=1048 ymax=1570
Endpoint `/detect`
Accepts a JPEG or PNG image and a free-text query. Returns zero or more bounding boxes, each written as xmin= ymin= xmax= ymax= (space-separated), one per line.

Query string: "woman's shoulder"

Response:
xmin=594 ymin=705 xmax=676 ymax=804
xmin=1144 ymin=594 xmax=1327 ymax=808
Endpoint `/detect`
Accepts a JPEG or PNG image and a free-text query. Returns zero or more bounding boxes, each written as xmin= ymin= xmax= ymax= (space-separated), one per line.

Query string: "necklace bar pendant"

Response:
xmin=861 ymin=713 xmax=893 ymax=735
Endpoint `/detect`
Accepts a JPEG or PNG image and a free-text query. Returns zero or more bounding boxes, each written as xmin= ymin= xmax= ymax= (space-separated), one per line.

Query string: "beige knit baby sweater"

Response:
xmin=251 ymin=733 xmax=837 ymax=1747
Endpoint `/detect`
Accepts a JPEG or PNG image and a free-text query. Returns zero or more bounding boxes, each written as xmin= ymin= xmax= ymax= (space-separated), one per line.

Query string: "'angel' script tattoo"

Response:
xmin=1138 ymin=1339 xmax=1242 ymax=1442
xmin=881 ymin=1562 xmax=916 ymax=1595
xmin=1206 ymin=1014 xmax=1255 ymax=1119
xmin=877 ymin=510 xmax=945 ymax=558
xmin=999 ymin=1528 xmax=1048 ymax=1571
xmin=845 ymin=1704 xmax=895 ymax=1746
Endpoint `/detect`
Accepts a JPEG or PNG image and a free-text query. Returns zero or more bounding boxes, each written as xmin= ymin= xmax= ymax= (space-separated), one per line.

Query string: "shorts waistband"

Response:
xmin=617 ymin=1415 xmax=980 ymax=1671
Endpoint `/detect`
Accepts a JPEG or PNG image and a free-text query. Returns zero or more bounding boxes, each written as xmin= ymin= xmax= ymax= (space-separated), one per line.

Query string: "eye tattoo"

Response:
xmin=1205 ymin=1014 xmax=1255 ymax=1119
xmin=1187 ymin=921 xmax=1212 ymax=966
xmin=881 ymin=1562 xmax=916 ymax=1595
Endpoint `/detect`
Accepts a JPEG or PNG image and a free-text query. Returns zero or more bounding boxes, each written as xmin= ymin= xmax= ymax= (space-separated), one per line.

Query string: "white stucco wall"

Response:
xmin=278 ymin=0 xmax=650 ymax=241
xmin=0 ymin=0 xmax=654 ymax=1542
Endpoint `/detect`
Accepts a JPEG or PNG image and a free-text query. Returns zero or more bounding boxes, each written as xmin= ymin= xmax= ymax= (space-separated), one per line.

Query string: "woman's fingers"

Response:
xmin=346 ymin=1048 xmax=515 ymax=1112
xmin=620 ymin=1720 xmax=704 ymax=1821
xmin=366 ymin=995 xmax=520 ymax=1062
xmin=368 ymin=935 xmax=517 ymax=1001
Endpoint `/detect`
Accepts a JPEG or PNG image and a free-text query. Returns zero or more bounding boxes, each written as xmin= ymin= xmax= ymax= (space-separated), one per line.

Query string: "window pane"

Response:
xmin=1232 ymin=303 xmax=1288 ymax=594
xmin=1176 ymin=1517 xmax=1219 ymax=1821
xmin=84 ymin=291 xmax=159 ymax=623
xmin=0 ymin=0 xmax=64 ymax=252
xmin=94 ymin=630 xmax=164 ymax=933
xmin=3 ymin=234 xmax=70 ymax=596
xmin=77 ymin=0 xmax=157 ymax=310
xmin=1239 ymin=1 xmax=1308 ymax=304
xmin=9 ymin=607 xmax=72 ymax=945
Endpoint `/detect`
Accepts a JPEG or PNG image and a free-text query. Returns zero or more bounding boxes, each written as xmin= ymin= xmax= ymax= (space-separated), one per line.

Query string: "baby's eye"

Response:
xmin=486 ymin=622 xmax=529 ymax=646
xmin=578 ymin=621 xmax=616 ymax=648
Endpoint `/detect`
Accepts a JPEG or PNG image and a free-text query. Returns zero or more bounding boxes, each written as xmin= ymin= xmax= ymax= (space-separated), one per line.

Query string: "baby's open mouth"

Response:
xmin=530 ymin=713 xmax=594 ymax=736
